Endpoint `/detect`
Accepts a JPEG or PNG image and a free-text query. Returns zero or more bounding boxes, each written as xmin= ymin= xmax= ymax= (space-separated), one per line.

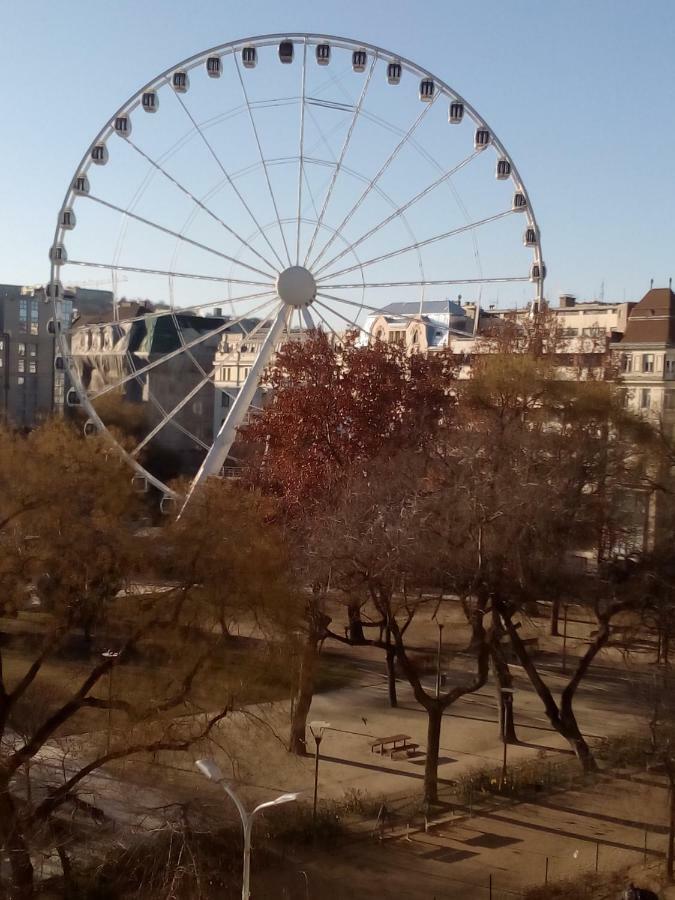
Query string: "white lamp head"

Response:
xmin=195 ymin=758 xmax=224 ymax=782
xmin=273 ymin=792 xmax=300 ymax=806
xmin=309 ymin=720 xmax=331 ymax=736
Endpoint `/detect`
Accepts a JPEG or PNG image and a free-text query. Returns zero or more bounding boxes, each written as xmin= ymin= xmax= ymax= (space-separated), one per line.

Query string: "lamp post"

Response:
xmin=101 ymin=649 xmax=119 ymax=754
xmin=195 ymin=759 xmax=298 ymax=900
xmin=309 ymin=720 xmax=330 ymax=827
xmin=499 ymin=687 xmax=515 ymax=789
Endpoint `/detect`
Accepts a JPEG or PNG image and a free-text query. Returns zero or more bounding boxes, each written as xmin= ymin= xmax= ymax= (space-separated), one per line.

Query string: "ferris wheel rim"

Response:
xmin=49 ymin=32 xmax=545 ymax=503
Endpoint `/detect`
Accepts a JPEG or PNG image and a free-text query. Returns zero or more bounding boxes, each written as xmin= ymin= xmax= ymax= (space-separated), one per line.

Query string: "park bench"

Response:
xmin=370 ymin=734 xmax=419 ymax=757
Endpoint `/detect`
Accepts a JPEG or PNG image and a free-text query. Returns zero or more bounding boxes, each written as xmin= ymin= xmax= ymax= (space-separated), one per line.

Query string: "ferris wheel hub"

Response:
xmin=276 ymin=265 xmax=316 ymax=308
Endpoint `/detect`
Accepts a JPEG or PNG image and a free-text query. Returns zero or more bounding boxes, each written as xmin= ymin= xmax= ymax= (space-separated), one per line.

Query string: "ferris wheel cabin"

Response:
xmin=141 ymin=91 xmax=159 ymax=113
xmin=449 ymin=102 xmax=464 ymax=123
xmin=279 ymin=41 xmax=294 ymax=63
xmin=387 ymin=62 xmax=402 ymax=84
xmin=419 ymin=79 xmax=435 ymax=101
xmin=242 ymin=46 xmax=257 ymax=68
xmin=91 ymin=144 xmax=108 ymax=165
xmin=172 ymin=70 xmax=189 ymax=92
xmin=206 ymin=56 xmax=222 ymax=78
xmin=352 ymin=49 xmax=367 ymax=72
xmin=316 ymin=43 xmax=330 ymax=65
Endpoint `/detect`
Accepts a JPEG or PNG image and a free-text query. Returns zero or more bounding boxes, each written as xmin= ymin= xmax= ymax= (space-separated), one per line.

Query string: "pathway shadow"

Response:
xmin=536 ymin=799 xmax=669 ymax=835
xmin=473 ymin=809 xmax=666 ymax=857
xmin=320 ymin=753 xmax=455 ymax=785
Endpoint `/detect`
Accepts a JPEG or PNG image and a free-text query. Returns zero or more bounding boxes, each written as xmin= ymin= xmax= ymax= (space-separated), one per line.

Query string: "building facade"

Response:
xmin=0 ymin=284 xmax=62 ymax=428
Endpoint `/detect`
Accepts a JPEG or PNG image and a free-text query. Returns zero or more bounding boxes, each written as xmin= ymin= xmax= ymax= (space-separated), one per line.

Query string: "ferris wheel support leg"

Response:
xmin=179 ymin=304 xmax=289 ymax=514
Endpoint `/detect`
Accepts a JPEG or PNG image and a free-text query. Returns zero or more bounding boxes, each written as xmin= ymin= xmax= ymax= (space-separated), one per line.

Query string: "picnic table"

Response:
xmin=370 ymin=734 xmax=418 ymax=756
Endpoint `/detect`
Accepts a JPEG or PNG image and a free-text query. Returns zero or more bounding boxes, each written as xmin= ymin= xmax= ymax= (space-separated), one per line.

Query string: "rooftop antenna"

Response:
xmin=669 ymin=277 xmax=672 ymax=291
xmin=650 ymin=278 xmax=654 ymax=290
xmin=599 ymin=280 xmax=605 ymax=302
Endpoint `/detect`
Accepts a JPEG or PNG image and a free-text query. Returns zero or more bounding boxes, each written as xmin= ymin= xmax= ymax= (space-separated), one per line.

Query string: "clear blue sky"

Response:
xmin=3 ymin=0 xmax=674 ymax=303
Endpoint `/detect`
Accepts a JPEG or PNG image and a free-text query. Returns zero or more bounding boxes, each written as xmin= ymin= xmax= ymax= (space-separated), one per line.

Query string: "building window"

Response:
xmin=222 ymin=393 xmax=230 ymax=408
xmin=30 ymin=303 xmax=39 ymax=335
xmin=28 ymin=361 xmax=36 ymax=374
xmin=17 ymin=376 xmax=24 ymax=386
xmin=582 ymin=326 xmax=605 ymax=337
xmin=640 ymin=388 xmax=651 ymax=409
xmin=621 ymin=354 xmax=632 ymax=373
xmin=388 ymin=330 xmax=405 ymax=344
xmin=226 ymin=367 xmax=232 ymax=382
xmin=28 ymin=345 xmax=36 ymax=358
xmin=17 ymin=343 xmax=25 ymax=357
xmin=18 ymin=359 xmax=25 ymax=373
xmin=642 ymin=354 xmax=654 ymax=373
xmin=19 ymin=300 xmax=28 ymax=333
xmin=665 ymin=392 xmax=675 ymax=410
xmin=562 ymin=328 xmax=578 ymax=337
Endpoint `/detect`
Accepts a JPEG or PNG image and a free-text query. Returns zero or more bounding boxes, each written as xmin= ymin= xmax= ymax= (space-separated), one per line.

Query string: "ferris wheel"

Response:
xmin=48 ymin=33 xmax=545 ymax=508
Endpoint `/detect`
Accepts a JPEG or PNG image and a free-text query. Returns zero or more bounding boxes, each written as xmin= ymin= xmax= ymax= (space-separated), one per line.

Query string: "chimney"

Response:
xmin=559 ymin=293 xmax=576 ymax=309
xmin=213 ymin=307 xmax=222 ymax=317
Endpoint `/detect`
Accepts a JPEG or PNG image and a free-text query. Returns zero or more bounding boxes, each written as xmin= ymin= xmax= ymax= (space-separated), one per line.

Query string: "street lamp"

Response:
xmin=101 ymin=649 xmax=120 ymax=754
xmin=308 ymin=720 xmax=331 ymax=827
xmin=499 ymin=687 xmax=515 ymax=790
xmin=195 ymin=758 xmax=298 ymax=900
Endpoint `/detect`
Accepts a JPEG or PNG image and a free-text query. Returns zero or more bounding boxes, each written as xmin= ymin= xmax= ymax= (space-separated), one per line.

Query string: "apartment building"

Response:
xmin=0 ymin=284 xmax=62 ymax=428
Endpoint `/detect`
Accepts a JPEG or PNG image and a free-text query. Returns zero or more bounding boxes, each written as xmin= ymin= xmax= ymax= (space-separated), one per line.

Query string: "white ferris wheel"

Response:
xmin=48 ymin=33 xmax=545 ymax=508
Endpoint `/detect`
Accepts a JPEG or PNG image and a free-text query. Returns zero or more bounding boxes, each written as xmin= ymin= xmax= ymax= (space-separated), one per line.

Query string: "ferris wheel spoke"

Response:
xmin=313 ymin=298 xmax=373 ymax=341
xmin=65 ymin=259 xmax=273 ymax=289
xmin=232 ymin=56 xmax=293 ymax=267
xmin=181 ymin=303 xmax=290 ymax=511
xmin=143 ymin=388 xmax=211 ymax=452
xmin=85 ymin=195 xmax=276 ymax=281
xmin=321 ymin=276 xmax=531 ymax=290
xmin=302 ymin=54 xmax=377 ymax=268
xmin=63 ymin=287 xmax=276 ymax=332
xmin=315 ymin=291 xmax=424 ymax=321
xmin=317 ymin=210 xmax=516 ymax=281
xmin=125 ymin=138 xmax=279 ymax=274
xmin=308 ymin=92 xmax=439 ymax=271
xmin=301 ymin=306 xmax=316 ymax=330
xmin=88 ymin=295 xmax=278 ymax=402
xmin=310 ymin=303 xmax=343 ymax=343
xmin=171 ymin=90 xmax=287 ymax=271
xmin=296 ymin=40 xmax=308 ymax=265
xmin=132 ymin=310 xmax=274 ymax=456
xmin=313 ymin=149 xmax=482 ymax=277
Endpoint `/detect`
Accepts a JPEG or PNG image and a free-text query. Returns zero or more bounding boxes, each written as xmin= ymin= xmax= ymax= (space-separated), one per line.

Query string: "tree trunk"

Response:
xmin=56 ymin=845 xmax=73 ymax=898
xmin=502 ymin=605 xmax=605 ymax=773
xmin=289 ymin=631 xmax=319 ymax=756
xmin=424 ymin=704 xmax=443 ymax=804
xmin=347 ymin=601 xmax=365 ymax=644
xmin=666 ymin=764 xmax=675 ymax=881
xmin=385 ymin=628 xmax=397 ymax=708
xmin=550 ymin=598 xmax=561 ymax=637
xmin=559 ymin=707 xmax=598 ymax=773
xmin=0 ymin=789 xmax=34 ymax=900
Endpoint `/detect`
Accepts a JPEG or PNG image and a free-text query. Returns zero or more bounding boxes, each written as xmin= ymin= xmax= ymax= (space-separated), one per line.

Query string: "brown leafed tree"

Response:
xmin=241 ymin=330 xmax=456 ymax=754
xmin=0 ymin=422 xmax=290 ymax=898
